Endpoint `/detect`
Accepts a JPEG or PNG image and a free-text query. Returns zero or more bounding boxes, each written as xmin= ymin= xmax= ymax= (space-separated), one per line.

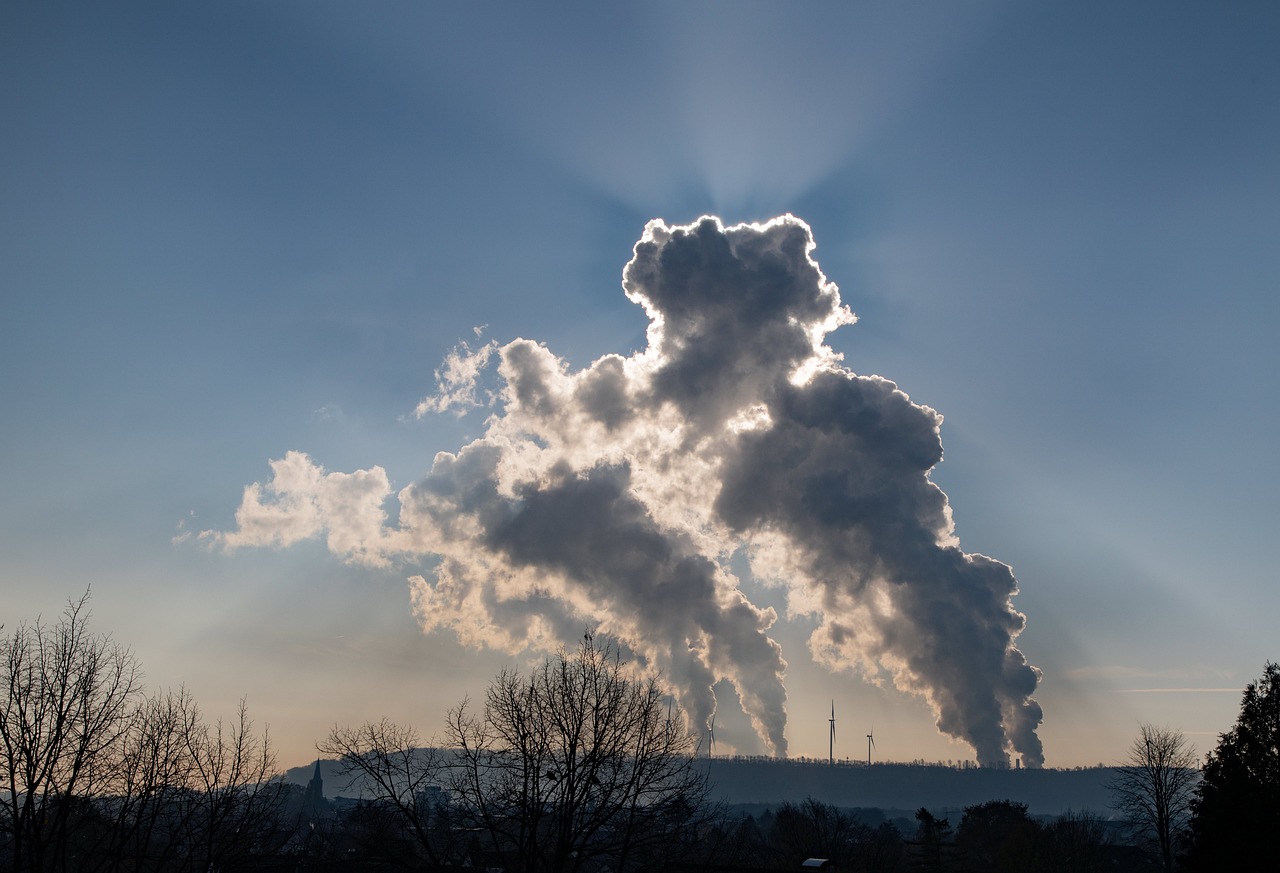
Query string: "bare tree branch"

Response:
xmin=1108 ymin=723 xmax=1198 ymax=872
xmin=445 ymin=636 xmax=714 ymax=873
xmin=318 ymin=718 xmax=451 ymax=866
xmin=1 ymin=591 xmax=142 ymax=873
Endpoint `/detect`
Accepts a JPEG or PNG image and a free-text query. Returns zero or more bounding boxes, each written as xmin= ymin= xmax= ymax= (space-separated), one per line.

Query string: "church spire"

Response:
xmin=303 ymin=758 xmax=325 ymax=815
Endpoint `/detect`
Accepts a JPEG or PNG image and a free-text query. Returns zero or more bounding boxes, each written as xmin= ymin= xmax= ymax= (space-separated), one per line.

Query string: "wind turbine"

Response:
xmin=866 ymin=728 xmax=876 ymax=768
xmin=706 ymin=714 xmax=716 ymax=758
xmin=828 ymin=701 xmax=836 ymax=766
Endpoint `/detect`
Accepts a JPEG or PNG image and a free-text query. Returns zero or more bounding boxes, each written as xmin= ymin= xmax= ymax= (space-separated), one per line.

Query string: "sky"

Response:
xmin=3 ymin=1 xmax=1278 ymax=771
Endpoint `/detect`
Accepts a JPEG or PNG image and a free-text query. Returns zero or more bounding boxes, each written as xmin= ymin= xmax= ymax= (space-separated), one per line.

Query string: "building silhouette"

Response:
xmin=301 ymin=759 xmax=328 ymax=819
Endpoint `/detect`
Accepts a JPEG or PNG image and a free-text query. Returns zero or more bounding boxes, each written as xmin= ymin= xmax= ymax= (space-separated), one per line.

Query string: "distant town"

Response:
xmin=289 ymin=754 xmax=1120 ymax=818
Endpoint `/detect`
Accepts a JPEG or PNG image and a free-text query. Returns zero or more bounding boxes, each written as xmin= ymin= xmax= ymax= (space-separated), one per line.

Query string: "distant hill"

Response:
xmin=283 ymin=758 xmax=349 ymax=797
xmin=699 ymin=758 xmax=1119 ymax=816
xmin=284 ymin=755 xmax=1119 ymax=817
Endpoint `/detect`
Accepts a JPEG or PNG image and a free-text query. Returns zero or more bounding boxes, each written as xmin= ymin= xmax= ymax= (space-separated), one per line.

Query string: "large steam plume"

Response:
xmin=207 ymin=216 xmax=1044 ymax=767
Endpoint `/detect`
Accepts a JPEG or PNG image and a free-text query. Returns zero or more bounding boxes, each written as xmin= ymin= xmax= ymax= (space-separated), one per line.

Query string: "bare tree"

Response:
xmin=181 ymin=698 xmax=287 ymax=871
xmin=0 ymin=592 xmax=142 ymax=873
xmin=318 ymin=718 xmax=452 ymax=866
xmin=1038 ymin=809 xmax=1111 ymax=873
xmin=1108 ymin=723 xmax=1198 ymax=872
xmin=2 ymin=596 xmax=291 ymax=873
xmin=445 ymin=636 xmax=714 ymax=873
xmin=96 ymin=687 xmax=203 ymax=872
xmin=767 ymin=797 xmax=871 ymax=868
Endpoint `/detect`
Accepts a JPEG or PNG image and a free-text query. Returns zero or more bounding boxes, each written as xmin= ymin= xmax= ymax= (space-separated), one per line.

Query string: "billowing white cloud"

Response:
xmin=207 ymin=215 xmax=1043 ymax=766
xmin=413 ymin=335 xmax=498 ymax=417
xmin=202 ymin=451 xmax=402 ymax=569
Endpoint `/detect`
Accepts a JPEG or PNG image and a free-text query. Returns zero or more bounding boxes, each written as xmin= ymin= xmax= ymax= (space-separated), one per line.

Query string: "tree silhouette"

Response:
xmin=914 ymin=808 xmax=952 ymax=872
xmin=1107 ymin=723 xmax=1197 ymax=872
xmin=1183 ymin=661 xmax=1280 ymax=871
xmin=1 ymin=595 xmax=287 ymax=873
xmin=318 ymin=718 xmax=454 ymax=867
xmin=768 ymin=797 xmax=867 ymax=867
xmin=1037 ymin=809 xmax=1111 ymax=873
xmin=956 ymin=799 xmax=1038 ymax=872
xmin=0 ymin=593 xmax=141 ymax=873
xmin=446 ymin=635 xmax=713 ymax=873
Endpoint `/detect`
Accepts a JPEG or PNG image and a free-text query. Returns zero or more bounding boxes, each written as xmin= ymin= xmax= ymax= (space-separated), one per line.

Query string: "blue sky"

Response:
xmin=3 ymin=1 xmax=1278 ymax=769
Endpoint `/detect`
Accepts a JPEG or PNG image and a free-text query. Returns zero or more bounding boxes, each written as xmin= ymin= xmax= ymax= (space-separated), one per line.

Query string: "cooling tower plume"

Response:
xmin=206 ymin=215 xmax=1044 ymax=767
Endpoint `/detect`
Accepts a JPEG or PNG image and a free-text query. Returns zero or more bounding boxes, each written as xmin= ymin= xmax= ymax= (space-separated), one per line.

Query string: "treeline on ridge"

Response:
xmin=3 ymin=595 xmax=1275 ymax=872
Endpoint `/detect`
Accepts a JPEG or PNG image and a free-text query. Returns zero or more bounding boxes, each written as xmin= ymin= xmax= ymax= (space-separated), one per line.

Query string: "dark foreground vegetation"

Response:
xmin=4 ymin=596 xmax=1275 ymax=872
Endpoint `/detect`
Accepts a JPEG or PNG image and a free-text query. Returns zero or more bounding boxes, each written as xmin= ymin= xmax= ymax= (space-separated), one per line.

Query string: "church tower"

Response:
xmin=302 ymin=759 xmax=326 ymax=817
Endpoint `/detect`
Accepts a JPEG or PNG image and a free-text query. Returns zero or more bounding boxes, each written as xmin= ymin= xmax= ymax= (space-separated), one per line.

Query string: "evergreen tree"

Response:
xmin=1184 ymin=662 xmax=1280 ymax=870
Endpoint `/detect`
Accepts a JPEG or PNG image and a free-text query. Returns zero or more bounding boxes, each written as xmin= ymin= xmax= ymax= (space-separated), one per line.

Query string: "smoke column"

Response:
xmin=208 ymin=215 xmax=1044 ymax=766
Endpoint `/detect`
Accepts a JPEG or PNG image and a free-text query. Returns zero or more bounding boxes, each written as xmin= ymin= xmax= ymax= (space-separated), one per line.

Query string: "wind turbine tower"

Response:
xmin=866 ymin=729 xmax=876 ymax=767
xmin=828 ymin=701 xmax=836 ymax=766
